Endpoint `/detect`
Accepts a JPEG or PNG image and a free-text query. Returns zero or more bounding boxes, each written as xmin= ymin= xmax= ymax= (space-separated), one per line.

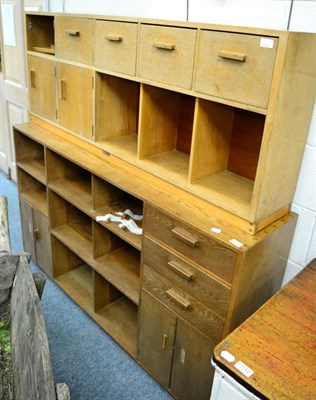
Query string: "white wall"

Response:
xmin=24 ymin=0 xmax=316 ymax=284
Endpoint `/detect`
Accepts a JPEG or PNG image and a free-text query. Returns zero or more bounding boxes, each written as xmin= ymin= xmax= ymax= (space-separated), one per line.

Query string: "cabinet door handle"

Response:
xmin=218 ymin=50 xmax=247 ymax=62
xmin=30 ymin=70 xmax=36 ymax=88
xmin=167 ymin=260 xmax=194 ymax=281
xmin=65 ymin=30 xmax=80 ymax=36
xmin=33 ymin=228 xmax=40 ymax=241
xmin=60 ymin=79 xmax=67 ymax=100
xmin=162 ymin=333 xmax=168 ymax=350
xmin=171 ymin=226 xmax=199 ymax=248
xmin=153 ymin=42 xmax=175 ymax=51
xmin=166 ymin=288 xmax=191 ymax=310
xmin=105 ymin=35 xmax=122 ymax=42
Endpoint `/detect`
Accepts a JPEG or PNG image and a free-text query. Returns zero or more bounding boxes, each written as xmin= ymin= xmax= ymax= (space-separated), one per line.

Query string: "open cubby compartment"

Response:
xmin=46 ymin=149 xmax=92 ymax=211
xmin=52 ymin=236 xmax=94 ymax=310
xmin=138 ymin=84 xmax=195 ymax=186
xmin=93 ymin=221 xmax=141 ymax=305
xmin=189 ymin=99 xmax=265 ymax=218
xmin=26 ymin=14 xmax=55 ymax=55
xmin=49 ymin=190 xmax=93 ymax=261
xmin=94 ymin=73 xmax=140 ymax=160
xmin=17 ymin=168 xmax=48 ymax=216
xmin=93 ymin=272 xmax=138 ymax=357
xmin=92 ymin=175 xmax=143 ymax=250
xmin=14 ymin=130 xmax=46 ymax=184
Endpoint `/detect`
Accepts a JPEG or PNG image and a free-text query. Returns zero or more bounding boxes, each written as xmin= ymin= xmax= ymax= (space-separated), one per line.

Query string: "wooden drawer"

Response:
xmin=142 ymin=264 xmax=224 ymax=342
xmin=95 ymin=20 xmax=138 ymax=76
xmin=144 ymin=204 xmax=236 ymax=283
xmin=194 ymin=30 xmax=278 ymax=108
xmin=142 ymin=236 xmax=230 ymax=318
xmin=55 ymin=16 xmax=94 ymax=65
xmin=138 ymin=24 xmax=196 ymax=89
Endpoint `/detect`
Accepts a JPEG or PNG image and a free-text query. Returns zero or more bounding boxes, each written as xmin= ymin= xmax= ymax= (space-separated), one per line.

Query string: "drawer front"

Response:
xmin=95 ymin=21 xmax=138 ymax=76
xmin=142 ymin=264 xmax=224 ymax=342
xmin=194 ymin=31 xmax=278 ymax=108
xmin=144 ymin=204 xmax=236 ymax=283
xmin=142 ymin=236 xmax=230 ymax=318
xmin=138 ymin=25 xmax=196 ymax=89
xmin=55 ymin=17 xmax=94 ymax=65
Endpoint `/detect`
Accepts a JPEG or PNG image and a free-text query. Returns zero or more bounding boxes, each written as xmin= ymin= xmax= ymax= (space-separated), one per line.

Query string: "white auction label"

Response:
xmin=260 ymin=37 xmax=274 ymax=48
xmin=234 ymin=360 xmax=254 ymax=378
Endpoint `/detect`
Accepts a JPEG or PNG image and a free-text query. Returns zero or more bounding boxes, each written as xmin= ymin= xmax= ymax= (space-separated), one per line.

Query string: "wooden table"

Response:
xmin=212 ymin=259 xmax=316 ymax=400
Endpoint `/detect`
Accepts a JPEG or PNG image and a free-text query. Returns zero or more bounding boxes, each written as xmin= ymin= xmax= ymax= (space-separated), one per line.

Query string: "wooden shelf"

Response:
xmin=18 ymin=159 xmax=46 ymax=184
xmin=98 ymin=134 xmax=138 ymax=162
xmin=55 ymin=263 xmax=94 ymax=314
xmin=49 ymin=179 xmax=92 ymax=212
xmin=95 ymin=296 xmax=138 ymax=357
xmin=51 ymin=225 xmax=93 ymax=261
xmin=93 ymin=246 xmax=140 ymax=305
xmin=32 ymin=46 xmax=55 ymax=55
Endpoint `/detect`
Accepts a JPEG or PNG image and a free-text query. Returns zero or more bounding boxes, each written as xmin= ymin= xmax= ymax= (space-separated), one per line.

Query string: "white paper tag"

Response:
xmin=260 ymin=38 xmax=274 ymax=49
xmin=229 ymin=238 xmax=244 ymax=248
xmin=211 ymin=227 xmax=222 ymax=234
xmin=221 ymin=350 xmax=235 ymax=363
xmin=234 ymin=361 xmax=254 ymax=378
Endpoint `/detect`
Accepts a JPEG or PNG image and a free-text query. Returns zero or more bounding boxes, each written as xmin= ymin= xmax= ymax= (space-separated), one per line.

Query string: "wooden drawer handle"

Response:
xmin=105 ymin=35 xmax=122 ymax=42
xmin=166 ymin=288 xmax=191 ymax=310
xmin=65 ymin=30 xmax=80 ymax=36
xmin=218 ymin=50 xmax=247 ymax=62
xmin=30 ymin=70 xmax=36 ymax=88
xmin=162 ymin=333 xmax=168 ymax=350
xmin=153 ymin=42 xmax=175 ymax=51
xmin=167 ymin=260 xmax=194 ymax=281
xmin=60 ymin=79 xmax=67 ymax=100
xmin=33 ymin=228 xmax=40 ymax=241
xmin=171 ymin=226 xmax=199 ymax=248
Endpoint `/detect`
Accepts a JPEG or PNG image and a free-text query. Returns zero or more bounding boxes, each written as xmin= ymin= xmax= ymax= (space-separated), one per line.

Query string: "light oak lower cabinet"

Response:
xmin=14 ymin=117 xmax=297 ymax=399
xmin=20 ymin=196 xmax=52 ymax=277
xmin=138 ymin=290 xmax=215 ymax=400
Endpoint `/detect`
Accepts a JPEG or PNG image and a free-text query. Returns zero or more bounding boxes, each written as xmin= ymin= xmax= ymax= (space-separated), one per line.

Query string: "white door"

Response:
xmin=0 ymin=0 xmax=29 ymax=182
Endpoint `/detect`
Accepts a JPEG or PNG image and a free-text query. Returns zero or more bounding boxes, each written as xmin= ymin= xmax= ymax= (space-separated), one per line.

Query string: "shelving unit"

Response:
xmin=16 ymin=11 xmax=315 ymax=400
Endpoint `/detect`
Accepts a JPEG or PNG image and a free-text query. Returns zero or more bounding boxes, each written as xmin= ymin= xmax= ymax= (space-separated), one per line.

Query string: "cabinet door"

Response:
xmin=20 ymin=196 xmax=36 ymax=261
xmin=28 ymin=55 xmax=57 ymax=121
xmin=32 ymin=209 xmax=52 ymax=276
xmin=19 ymin=196 xmax=52 ymax=276
xmin=138 ymin=290 xmax=176 ymax=388
xmin=58 ymin=63 xmax=93 ymax=139
xmin=170 ymin=319 xmax=215 ymax=400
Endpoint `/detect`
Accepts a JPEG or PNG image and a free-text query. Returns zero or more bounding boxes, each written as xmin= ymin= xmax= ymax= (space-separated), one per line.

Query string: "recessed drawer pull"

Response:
xmin=167 ymin=260 xmax=194 ymax=281
xmin=171 ymin=226 xmax=199 ymax=248
xmin=166 ymin=288 xmax=191 ymax=310
xmin=30 ymin=70 xmax=36 ymax=88
xmin=65 ymin=30 xmax=80 ymax=36
xmin=153 ymin=42 xmax=175 ymax=51
xmin=60 ymin=79 xmax=67 ymax=100
xmin=105 ymin=35 xmax=123 ymax=42
xmin=218 ymin=50 xmax=247 ymax=62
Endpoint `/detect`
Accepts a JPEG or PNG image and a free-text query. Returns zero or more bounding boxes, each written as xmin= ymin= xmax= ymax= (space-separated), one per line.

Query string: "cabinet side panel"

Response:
xmin=225 ymin=213 xmax=298 ymax=334
xmin=251 ymin=33 xmax=316 ymax=221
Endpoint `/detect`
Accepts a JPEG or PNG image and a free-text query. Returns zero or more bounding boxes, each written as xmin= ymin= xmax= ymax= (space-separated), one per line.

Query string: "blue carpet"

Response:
xmin=0 ymin=172 xmax=172 ymax=400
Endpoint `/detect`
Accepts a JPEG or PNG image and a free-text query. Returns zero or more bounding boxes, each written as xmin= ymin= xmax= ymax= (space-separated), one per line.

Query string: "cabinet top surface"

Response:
xmin=213 ymin=259 xmax=316 ymax=400
xmin=25 ymin=11 xmax=299 ymax=37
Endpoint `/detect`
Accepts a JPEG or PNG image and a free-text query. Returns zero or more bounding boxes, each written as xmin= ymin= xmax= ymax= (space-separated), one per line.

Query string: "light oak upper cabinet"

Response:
xmin=194 ymin=31 xmax=278 ymax=108
xmin=55 ymin=16 xmax=94 ymax=65
xmin=138 ymin=25 xmax=196 ymax=89
xmin=57 ymin=63 xmax=94 ymax=139
xmin=28 ymin=55 xmax=57 ymax=122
